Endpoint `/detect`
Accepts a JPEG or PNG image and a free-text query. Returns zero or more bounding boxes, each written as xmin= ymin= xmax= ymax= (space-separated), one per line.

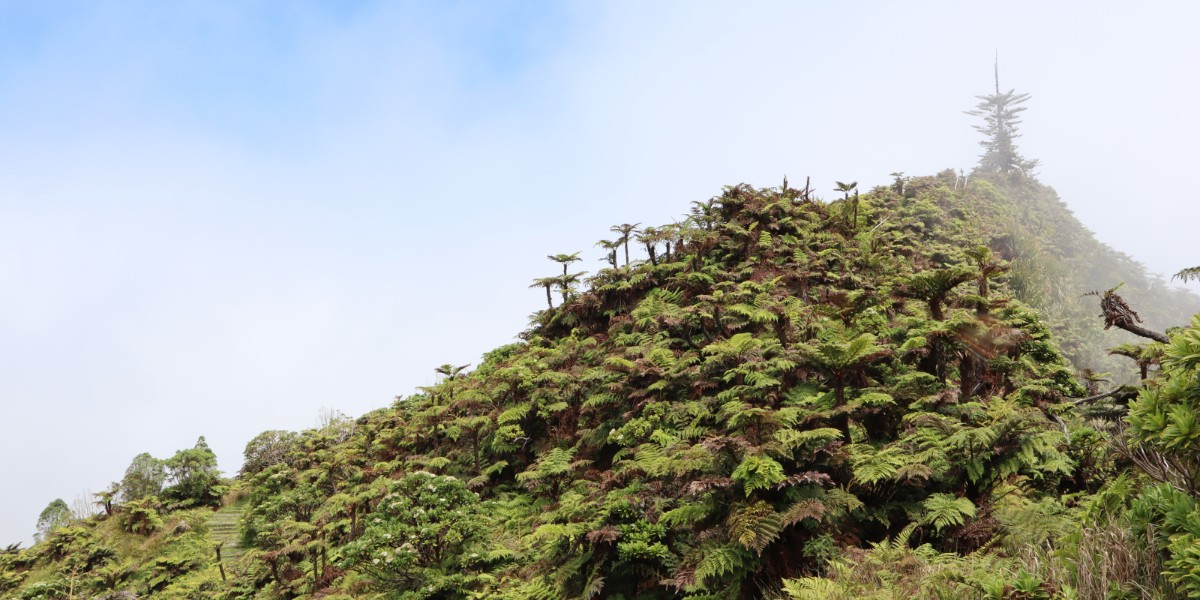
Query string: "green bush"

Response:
xmin=340 ymin=472 xmax=489 ymax=598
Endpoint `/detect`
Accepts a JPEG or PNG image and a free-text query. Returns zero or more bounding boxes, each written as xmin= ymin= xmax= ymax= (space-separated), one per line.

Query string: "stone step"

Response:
xmin=207 ymin=504 xmax=246 ymax=564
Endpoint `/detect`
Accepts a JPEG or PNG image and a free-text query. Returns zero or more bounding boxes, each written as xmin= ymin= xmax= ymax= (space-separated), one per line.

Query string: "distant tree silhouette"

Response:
xmin=609 ymin=223 xmax=640 ymax=266
xmin=967 ymin=56 xmax=1038 ymax=175
xmin=529 ymin=276 xmax=557 ymax=309
xmin=35 ymin=499 xmax=70 ymax=541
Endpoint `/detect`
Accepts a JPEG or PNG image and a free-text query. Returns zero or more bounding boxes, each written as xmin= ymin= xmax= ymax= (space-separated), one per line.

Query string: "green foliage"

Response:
xmin=920 ymin=494 xmax=977 ymax=532
xmin=15 ymin=579 xmax=69 ymax=600
xmin=1173 ymin=265 xmax=1200 ymax=284
xmin=1117 ymin=314 xmax=1200 ymax=596
xmin=34 ymin=499 xmax=70 ymax=541
xmin=241 ymin=429 xmax=298 ymax=476
xmin=731 ymin=454 xmax=785 ymax=496
xmin=1128 ymin=314 xmax=1200 ymax=474
xmin=616 ymin=520 xmax=671 ymax=563
xmin=118 ymin=496 xmax=164 ymax=535
xmin=8 ymin=174 xmax=1194 ymax=599
xmin=340 ymin=472 xmax=490 ymax=598
xmin=727 ymin=501 xmax=784 ymax=555
xmin=120 ymin=452 xmax=166 ymax=502
xmin=162 ymin=437 xmax=224 ymax=508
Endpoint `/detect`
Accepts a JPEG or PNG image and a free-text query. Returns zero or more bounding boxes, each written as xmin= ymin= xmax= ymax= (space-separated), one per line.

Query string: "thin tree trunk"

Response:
xmin=472 ymin=431 xmax=480 ymax=474
xmin=960 ymin=353 xmax=977 ymax=400
xmin=311 ymin=548 xmax=319 ymax=590
xmin=933 ymin=341 xmax=947 ymax=382
xmin=929 ymin=299 xmax=944 ymax=322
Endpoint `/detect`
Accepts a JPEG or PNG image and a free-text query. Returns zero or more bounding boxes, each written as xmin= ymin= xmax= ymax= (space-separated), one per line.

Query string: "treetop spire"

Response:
xmin=966 ymin=55 xmax=1037 ymax=176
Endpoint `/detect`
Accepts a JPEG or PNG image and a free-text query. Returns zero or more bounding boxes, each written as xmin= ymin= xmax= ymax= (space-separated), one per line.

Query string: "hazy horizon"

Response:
xmin=2 ymin=1 xmax=1198 ymax=545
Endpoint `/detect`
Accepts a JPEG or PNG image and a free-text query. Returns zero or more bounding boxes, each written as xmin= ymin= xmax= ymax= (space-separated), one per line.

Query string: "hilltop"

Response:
xmin=4 ymin=167 xmax=1198 ymax=599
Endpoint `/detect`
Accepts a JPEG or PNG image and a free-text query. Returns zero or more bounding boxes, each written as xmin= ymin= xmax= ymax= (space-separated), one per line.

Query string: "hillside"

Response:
xmin=2 ymin=172 xmax=1198 ymax=600
xmin=967 ymin=173 xmax=1198 ymax=382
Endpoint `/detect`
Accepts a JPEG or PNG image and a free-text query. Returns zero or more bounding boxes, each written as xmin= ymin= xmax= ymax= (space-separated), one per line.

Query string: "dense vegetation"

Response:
xmin=3 ymin=83 xmax=1198 ymax=599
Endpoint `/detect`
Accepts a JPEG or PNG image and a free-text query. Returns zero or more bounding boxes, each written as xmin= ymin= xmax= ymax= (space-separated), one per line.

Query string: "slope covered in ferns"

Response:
xmin=252 ymin=174 xmax=1090 ymax=598
xmin=7 ymin=169 xmax=1161 ymax=599
xmin=963 ymin=173 xmax=1198 ymax=383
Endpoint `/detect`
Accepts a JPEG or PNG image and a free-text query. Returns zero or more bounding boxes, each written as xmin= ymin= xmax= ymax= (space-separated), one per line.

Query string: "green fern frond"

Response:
xmin=781 ymin=577 xmax=842 ymax=599
xmin=498 ymin=402 xmax=531 ymax=424
xmin=1172 ymin=265 xmax=1200 ymax=283
xmin=780 ymin=499 xmax=826 ymax=526
xmin=848 ymin=444 xmax=908 ymax=486
xmin=694 ymin=545 xmax=754 ymax=584
xmin=731 ymin=454 xmax=786 ymax=495
xmin=583 ymin=392 xmax=621 ymax=407
xmin=581 ymin=574 xmax=605 ymax=599
xmin=726 ymin=501 xmax=784 ymax=555
xmin=921 ymin=493 xmax=977 ymax=531
xmin=661 ymin=500 xmax=716 ymax=528
xmin=773 ymin=428 xmax=842 ymax=452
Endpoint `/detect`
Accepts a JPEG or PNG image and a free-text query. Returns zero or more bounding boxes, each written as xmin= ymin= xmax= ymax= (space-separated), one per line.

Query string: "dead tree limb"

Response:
xmin=1085 ymin=288 xmax=1170 ymax=344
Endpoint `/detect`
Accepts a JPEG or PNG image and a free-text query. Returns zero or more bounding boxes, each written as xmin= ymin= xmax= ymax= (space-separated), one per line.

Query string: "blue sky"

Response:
xmin=1 ymin=1 xmax=1197 ymax=544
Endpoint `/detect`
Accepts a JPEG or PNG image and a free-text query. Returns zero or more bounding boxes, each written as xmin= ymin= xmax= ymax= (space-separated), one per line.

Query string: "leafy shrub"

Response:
xmin=16 ymin=579 xmax=68 ymax=600
xmin=1122 ymin=314 xmax=1200 ymax=595
xmin=119 ymin=496 xmax=164 ymax=535
xmin=341 ymin=472 xmax=489 ymax=598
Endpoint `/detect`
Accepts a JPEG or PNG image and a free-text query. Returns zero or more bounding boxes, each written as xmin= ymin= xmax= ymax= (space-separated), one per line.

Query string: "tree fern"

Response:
xmin=781 ymin=498 xmax=826 ymax=527
xmin=693 ymin=545 xmax=754 ymax=587
xmin=1172 ymin=265 xmax=1200 ymax=284
xmin=661 ymin=499 xmax=717 ymax=528
xmin=781 ymin=577 xmax=842 ymax=600
xmin=497 ymin=402 xmax=531 ymax=424
xmin=580 ymin=573 xmax=605 ymax=600
xmin=731 ymin=454 xmax=786 ymax=495
xmin=921 ymin=493 xmax=977 ymax=532
xmin=848 ymin=443 xmax=909 ymax=486
xmin=726 ymin=501 xmax=784 ymax=555
xmin=772 ymin=427 xmax=842 ymax=455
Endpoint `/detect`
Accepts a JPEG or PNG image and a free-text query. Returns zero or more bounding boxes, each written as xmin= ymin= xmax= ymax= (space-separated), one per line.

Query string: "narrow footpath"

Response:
xmin=207 ymin=504 xmax=245 ymax=564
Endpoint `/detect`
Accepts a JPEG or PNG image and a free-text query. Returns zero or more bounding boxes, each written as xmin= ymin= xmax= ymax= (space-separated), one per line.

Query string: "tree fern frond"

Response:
xmin=581 ymin=574 xmax=605 ymax=599
xmin=921 ymin=493 xmax=977 ymax=532
xmin=781 ymin=577 xmax=841 ymax=599
xmin=1172 ymin=265 xmax=1200 ymax=283
xmin=731 ymin=454 xmax=786 ymax=495
xmin=848 ymin=444 xmax=908 ymax=486
xmin=661 ymin=500 xmax=717 ymax=528
xmin=694 ymin=545 xmax=754 ymax=584
xmin=498 ymin=402 xmax=531 ymax=424
xmin=780 ymin=498 xmax=826 ymax=526
xmin=726 ymin=501 xmax=784 ymax=555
